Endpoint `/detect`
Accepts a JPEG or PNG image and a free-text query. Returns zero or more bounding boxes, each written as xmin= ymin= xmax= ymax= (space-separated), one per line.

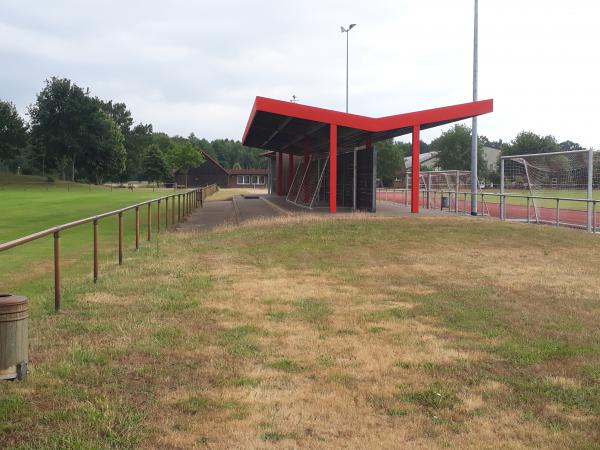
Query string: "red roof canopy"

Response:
xmin=242 ymin=96 xmax=493 ymax=155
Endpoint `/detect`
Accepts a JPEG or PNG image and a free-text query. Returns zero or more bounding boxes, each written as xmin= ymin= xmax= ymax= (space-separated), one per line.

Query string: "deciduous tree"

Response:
xmin=0 ymin=100 xmax=28 ymax=168
xmin=167 ymin=141 xmax=203 ymax=187
xmin=142 ymin=144 xmax=169 ymax=186
xmin=430 ymin=124 xmax=486 ymax=174
xmin=376 ymin=139 xmax=405 ymax=187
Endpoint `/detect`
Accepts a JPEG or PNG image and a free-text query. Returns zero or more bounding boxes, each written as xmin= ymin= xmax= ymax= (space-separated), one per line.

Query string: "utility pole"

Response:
xmin=470 ymin=0 xmax=479 ymax=216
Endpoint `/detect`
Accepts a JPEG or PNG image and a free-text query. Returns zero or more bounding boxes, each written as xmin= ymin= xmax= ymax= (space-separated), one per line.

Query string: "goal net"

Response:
xmin=502 ymin=149 xmax=599 ymax=223
xmin=286 ymin=156 xmax=329 ymax=208
xmin=405 ymin=170 xmax=471 ymax=191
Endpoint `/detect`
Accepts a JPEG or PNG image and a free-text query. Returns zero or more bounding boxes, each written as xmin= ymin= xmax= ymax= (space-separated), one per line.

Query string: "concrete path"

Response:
xmin=177 ymin=196 xmax=282 ymax=232
xmin=176 ymin=200 xmax=237 ymax=232
xmin=233 ymin=196 xmax=282 ymax=222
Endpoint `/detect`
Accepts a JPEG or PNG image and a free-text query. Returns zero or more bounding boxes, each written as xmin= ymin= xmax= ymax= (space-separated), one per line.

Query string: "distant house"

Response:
xmin=404 ymin=151 xmax=439 ymax=170
xmin=227 ymin=168 xmax=268 ymax=188
xmin=174 ymin=151 xmax=268 ymax=188
xmin=481 ymin=146 xmax=501 ymax=172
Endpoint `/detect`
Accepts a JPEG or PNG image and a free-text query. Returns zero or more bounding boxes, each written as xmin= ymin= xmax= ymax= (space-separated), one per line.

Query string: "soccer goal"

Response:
xmin=286 ymin=156 xmax=329 ymax=209
xmin=405 ymin=170 xmax=471 ymax=192
xmin=500 ymin=149 xmax=599 ymax=229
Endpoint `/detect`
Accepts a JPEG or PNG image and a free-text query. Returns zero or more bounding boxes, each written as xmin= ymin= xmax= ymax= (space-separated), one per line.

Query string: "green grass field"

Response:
xmin=1 ymin=213 xmax=599 ymax=448
xmin=481 ymin=189 xmax=600 ymax=210
xmin=0 ymin=179 xmax=180 ymax=296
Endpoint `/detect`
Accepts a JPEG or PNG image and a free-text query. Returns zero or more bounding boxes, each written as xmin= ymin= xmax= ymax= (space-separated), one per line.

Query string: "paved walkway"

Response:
xmin=177 ymin=196 xmax=283 ymax=231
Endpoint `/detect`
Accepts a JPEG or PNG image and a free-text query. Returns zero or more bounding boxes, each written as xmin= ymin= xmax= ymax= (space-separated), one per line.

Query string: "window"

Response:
xmin=236 ymin=174 xmax=265 ymax=185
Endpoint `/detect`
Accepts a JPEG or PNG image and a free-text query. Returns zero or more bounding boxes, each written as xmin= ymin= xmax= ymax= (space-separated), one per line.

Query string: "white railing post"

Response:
xmin=500 ymin=158 xmax=505 ymax=220
xmin=587 ymin=149 xmax=593 ymax=232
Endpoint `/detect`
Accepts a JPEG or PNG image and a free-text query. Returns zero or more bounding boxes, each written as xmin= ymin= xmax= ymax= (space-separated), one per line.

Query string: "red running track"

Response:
xmin=376 ymin=190 xmax=598 ymax=230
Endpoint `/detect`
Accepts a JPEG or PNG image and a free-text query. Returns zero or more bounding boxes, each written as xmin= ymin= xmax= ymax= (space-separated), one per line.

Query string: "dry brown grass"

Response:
xmin=2 ymin=215 xmax=600 ymax=448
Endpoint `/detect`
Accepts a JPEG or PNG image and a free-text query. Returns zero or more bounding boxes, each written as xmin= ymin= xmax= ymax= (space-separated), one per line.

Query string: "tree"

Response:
xmin=501 ymin=131 xmax=560 ymax=157
xmin=125 ymin=123 xmax=153 ymax=179
xmin=559 ymin=140 xmax=583 ymax=152
xmin=167 ymin=141 xmax=203 ymax=187
xmin=376 ymin=139 xmax=405 ymax=187
xmin=80 ymin=111 xmax=126 ymax=184
xmin=480 ymin=135 xmax=503 ymax=149
xmin=98 ymin=100 xmax=133 ymax=136
xmin=430 ymin=124 xmax=486 ymax=174
xmin=28 ymin=77 xmax=97 ymax=181
xmin=142 ymin=144 xmax=169 ymax=186
xmin=0 ymin=100 xmax=28 ymax=169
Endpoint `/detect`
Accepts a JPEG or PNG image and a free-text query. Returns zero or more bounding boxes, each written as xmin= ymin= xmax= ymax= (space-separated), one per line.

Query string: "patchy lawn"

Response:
xmin=1 ymin=215 xmax=600 ymax=449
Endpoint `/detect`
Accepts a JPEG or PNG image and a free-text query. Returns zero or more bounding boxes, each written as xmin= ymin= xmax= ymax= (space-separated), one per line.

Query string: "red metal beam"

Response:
xmin=329 ymin=125 xmax=337 ymax=213
xmin=411 ymin=126 xmax=420 ymax=213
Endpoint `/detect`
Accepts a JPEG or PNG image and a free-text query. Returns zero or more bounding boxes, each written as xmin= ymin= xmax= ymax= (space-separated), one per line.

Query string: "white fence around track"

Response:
xmin=377 ymin=188 xmax=600 ymax=233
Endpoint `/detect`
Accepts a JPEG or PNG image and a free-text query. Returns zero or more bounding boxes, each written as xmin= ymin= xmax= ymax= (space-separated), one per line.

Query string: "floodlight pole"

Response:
xmin=342 ymin=23 xmax=357 ymax=209
xmin=470 ymin=0 xmax=479 ymax=216
xmin=341 ymin=24 xmax=356 ymax=113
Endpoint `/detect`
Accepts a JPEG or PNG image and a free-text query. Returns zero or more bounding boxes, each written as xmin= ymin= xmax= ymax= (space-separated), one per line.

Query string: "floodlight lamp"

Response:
xmin=349 ymin=24 xmax=356 ymax=30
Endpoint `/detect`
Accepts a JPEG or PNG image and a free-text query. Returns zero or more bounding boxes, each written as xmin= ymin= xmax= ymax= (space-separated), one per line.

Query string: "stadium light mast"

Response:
xmin=341 ymin=23 xmax=357 ymax=210
xmin=341 ymin=23 xmax=356 ymax=113
xmin=471 ymin=0 xmax=479 ymax=216
xmin=470 ymin=0 xmax=479 ymax=215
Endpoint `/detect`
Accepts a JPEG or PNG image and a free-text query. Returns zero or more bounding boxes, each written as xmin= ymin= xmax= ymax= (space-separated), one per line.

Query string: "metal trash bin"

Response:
xmin=441 ymin=196 xmax=450 ymax=209
xmin=0 ymin=294 xmax=28 ymax=381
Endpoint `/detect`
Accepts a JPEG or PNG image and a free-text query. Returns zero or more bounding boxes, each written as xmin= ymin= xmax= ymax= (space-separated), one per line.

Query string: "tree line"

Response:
xmin=376 ymin=124 xmax=587 ymax=186
xmin=0 ymin=77 xmax=266 ymax=184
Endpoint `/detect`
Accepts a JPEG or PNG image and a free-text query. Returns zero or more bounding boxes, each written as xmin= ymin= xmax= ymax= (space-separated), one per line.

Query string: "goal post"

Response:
xmin=286 ymin=155 xmax=329 ymax=209
xmin=500 ymin=149 xmax=597 ymax=230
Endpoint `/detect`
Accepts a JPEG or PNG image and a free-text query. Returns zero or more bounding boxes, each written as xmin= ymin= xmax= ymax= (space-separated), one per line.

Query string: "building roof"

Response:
xmin=173 ymin=150 xmax=229 ymax=176
xmin=242 ymin=96 xmax=493 ymax=156
xmin=174 ymin=150 xmax=266 ymax=176
xmin=404 ymin=151 xmax=439 ymax=169
xmin=200 ymin=150 xmax=229 ymax=175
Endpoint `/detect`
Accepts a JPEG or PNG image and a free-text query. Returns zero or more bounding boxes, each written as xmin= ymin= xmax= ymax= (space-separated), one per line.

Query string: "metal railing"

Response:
xmin=377 ymin=188 xmax=599 ymax=233
xmin=0 ymin=184 xmax=218 ymax=312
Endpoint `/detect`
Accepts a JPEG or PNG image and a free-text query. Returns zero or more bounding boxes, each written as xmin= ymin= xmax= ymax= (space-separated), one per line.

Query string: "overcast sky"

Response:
xmin=1 ymin=0 xmax=598 ymax=147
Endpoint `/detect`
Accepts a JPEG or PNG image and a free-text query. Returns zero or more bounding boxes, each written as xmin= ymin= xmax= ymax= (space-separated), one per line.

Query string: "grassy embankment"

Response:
xmin=1 ymin=212 xmax=599 ymax=449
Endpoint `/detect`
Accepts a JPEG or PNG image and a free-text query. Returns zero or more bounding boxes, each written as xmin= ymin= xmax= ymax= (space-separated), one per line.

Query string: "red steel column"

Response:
xmin=277 ymin=152 xmax=283 ymax=196
xmin=411 ymin=125 xmax=420 ymax=213
xmin=329 ymin=124 xmax=337 ymax=213
xmin=288 ymin=152 xmax=294 ymax=191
